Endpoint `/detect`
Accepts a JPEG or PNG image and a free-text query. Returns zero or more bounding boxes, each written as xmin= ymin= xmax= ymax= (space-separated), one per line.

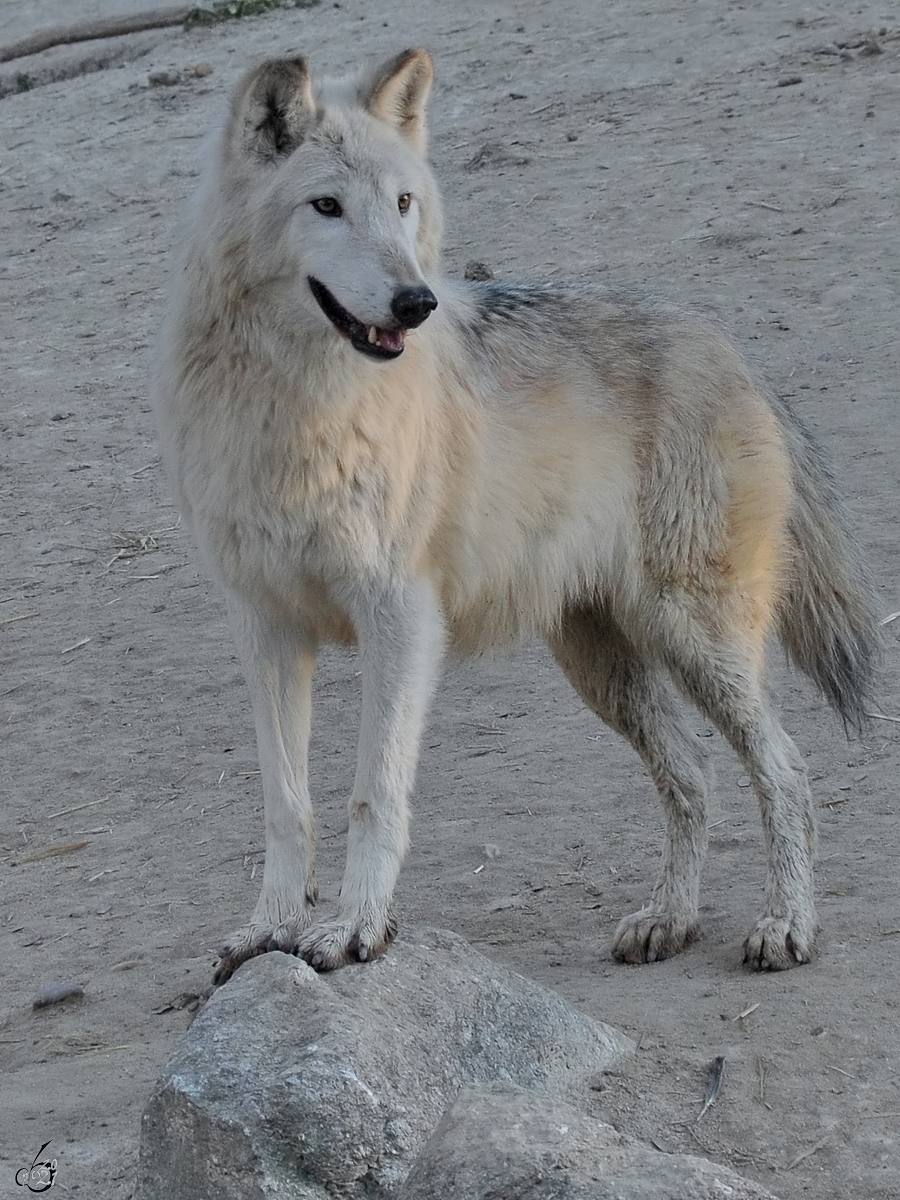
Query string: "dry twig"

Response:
xmin=21 ymin=840 xmax=88 ymax=863
xmin=47 ymin=796 xmax=111 ymax=821
xmin=0 ymin=612 xmax=38 ymax=626
xmin=0 ymin=6 xmax=191 ymax=63
xmin=61 ymin=637 xmax=91 ymax=655
xmin=733 ymin=1002 xmax=760 ymax=1021
xmin=786 ymin=1134 xmax=830 ymax=1171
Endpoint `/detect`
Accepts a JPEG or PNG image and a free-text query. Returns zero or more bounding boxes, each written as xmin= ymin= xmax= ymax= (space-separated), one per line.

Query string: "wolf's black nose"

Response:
xmin=391 ymin=286 xmax=438 ymax=329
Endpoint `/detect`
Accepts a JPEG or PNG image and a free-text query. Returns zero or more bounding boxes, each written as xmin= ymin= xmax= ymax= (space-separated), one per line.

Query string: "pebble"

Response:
xmin=148 ymin=69 xmax=180 ymax=87
xmin=464 ymin=260 xmax=494 ymax=281
xmin=32 ymin=982 xmax=84 ymax=1009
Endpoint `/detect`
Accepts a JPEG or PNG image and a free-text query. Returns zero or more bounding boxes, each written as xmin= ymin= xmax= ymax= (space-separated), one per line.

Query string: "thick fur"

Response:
xmin=153 ymin=49 xmax=876 ymax=982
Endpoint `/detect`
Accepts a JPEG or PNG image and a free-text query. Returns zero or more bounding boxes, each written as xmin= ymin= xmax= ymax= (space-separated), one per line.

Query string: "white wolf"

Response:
xmin=153 ymin=49 xmax=875 ymax=983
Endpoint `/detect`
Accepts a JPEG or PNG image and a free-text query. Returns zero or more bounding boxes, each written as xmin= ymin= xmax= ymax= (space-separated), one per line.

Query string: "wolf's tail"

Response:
xmin=772 ymin=394 xmax=878 ymax=730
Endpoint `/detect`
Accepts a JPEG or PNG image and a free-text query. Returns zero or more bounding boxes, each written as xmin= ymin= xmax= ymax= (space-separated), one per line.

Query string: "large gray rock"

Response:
xmin=400 ymin=1082 xmax=782 ymax=1200
xmin=135 ymin=928 xmax=633 ymax=1200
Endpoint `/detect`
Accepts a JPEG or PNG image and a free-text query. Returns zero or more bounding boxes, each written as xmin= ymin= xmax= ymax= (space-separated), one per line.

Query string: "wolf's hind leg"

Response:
xmin=656 ymin=596 xmax=817 ymax=970
xmin=548 ymin=605 xmax=709 ymax=964
xmin=214 ymin=600 xmax=318 ymax=985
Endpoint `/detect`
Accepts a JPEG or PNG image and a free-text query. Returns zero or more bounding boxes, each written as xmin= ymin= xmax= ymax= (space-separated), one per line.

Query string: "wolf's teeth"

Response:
xmin=367 ymin=326 xmax=378 ymax=345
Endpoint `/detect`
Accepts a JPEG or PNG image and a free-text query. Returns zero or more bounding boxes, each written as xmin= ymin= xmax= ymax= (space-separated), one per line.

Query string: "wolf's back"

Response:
xmin=772 ymin=394 xmax=877 ymax=728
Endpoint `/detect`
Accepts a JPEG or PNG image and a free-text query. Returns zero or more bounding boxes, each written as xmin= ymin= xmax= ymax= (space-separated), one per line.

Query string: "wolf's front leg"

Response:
xmin=214 ymin=599 xmax=318 ymax=985
xmin=298 ymin=579 xmax=445 ymax=970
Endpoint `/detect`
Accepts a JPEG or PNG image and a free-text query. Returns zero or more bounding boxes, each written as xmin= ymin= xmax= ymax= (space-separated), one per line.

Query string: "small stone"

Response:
xmin=148 ymin=70 xmax=181 ymax=87
xmin=464 ymin=260 xmax=494 ymax=281
xmin=32 ymin=982 xmax=84 ymax=1009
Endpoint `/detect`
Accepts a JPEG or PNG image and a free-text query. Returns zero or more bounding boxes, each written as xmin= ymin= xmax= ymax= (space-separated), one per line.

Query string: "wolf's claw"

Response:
xmin=743 ymin=916 xmax=815 ymax=971
xmin=611 ymin=908 xmax=699 ymax=964
xmin=297 ymin=910 xmax=398 ymax=972
xmin=213 ymin=910 xmax=312 ymax=985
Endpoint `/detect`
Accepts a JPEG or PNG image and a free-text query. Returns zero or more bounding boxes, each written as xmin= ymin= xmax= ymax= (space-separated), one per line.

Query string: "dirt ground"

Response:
xmin=1 ymin=1 xmax=899 ymax=1196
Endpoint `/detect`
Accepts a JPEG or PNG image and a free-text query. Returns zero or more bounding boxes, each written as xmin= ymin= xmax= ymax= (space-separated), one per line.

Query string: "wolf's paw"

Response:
xmin=611 ymin=908 xmax=699 ymax=964
xmin=213 ymin=910 xmax=312 ymax=986
xmin=296 ymin=909 xmax=398 ymax=972
xmin=743 ymin=916 xmax=815 ymax=971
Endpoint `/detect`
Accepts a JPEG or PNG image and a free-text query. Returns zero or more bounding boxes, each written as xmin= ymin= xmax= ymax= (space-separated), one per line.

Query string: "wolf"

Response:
xmin=153 ymin=48 xmax=875 ymax=984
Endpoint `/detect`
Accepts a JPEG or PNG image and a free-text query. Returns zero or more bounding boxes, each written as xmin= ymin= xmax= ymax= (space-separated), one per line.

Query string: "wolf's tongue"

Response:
xmin=377 ymin=328 xmax=405 ymax=353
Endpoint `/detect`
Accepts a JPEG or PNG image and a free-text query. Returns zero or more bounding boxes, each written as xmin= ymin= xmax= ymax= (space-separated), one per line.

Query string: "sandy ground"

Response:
xmin=1 ymin=1 xmax=899 ymax=1196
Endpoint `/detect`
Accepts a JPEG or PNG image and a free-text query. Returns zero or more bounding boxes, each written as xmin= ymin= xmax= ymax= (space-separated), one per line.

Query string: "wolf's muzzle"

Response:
xmin=391 ymin=286 xmax=438 ymax=329
xmin=308 ymin=277 xmax=437 ymax=360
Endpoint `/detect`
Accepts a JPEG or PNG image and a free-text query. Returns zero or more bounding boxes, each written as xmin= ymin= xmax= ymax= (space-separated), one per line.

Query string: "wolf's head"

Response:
xmin=212 ymin=50 xmax=443 ymax=361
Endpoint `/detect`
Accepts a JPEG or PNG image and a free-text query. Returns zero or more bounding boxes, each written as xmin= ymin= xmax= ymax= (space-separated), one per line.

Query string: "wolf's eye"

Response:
xmin=398 ymin=192 xmax=412 ymax=215
xmin=311 ymin=197 xmax=342 ymax=217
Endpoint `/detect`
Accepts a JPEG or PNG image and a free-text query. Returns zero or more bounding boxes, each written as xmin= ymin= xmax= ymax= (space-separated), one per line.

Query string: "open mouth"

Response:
xmin=308 ymin=277 xmax=405 ymax=360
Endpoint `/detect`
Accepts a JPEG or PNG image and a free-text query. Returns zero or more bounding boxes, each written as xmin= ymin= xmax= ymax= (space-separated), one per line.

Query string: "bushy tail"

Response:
xmin=772 ymin=395 xmax=878 ymax=730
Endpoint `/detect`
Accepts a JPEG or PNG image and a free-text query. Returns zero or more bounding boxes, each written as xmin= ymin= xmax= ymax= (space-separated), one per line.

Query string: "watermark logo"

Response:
xmin=15 ymin=1143 xmax=57 ymax=1192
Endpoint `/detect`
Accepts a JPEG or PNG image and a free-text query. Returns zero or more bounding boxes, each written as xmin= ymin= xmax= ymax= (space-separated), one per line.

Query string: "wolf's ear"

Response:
xmin=361 ymin=49 xmax=433 ymax=153
xmin=230 ymin=58 xmax=316 ymax=161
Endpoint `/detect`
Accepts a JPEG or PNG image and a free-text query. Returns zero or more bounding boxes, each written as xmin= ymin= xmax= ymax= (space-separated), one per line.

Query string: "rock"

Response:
xmin=465 ymin=260 xmax=495 ymax=281
xmin=400 ymin=1082 xmax=782 ymax=1200
xmin=32 ymin=982 xmax=84 ymax=1009
xmin=147 ymin=69 xmax=180 ymax=87
xmin=135 ymin=929 xmax=632 ymax=1200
